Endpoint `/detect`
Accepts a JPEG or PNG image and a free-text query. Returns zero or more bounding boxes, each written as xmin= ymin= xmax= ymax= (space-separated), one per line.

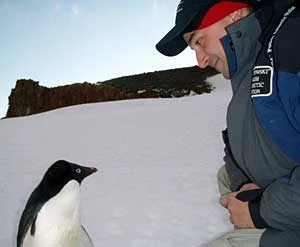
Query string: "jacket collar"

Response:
xmin=223 ymin=0 xmax=296 ymax=92
xmin=225 ymin=13 xmax=262 ymax=92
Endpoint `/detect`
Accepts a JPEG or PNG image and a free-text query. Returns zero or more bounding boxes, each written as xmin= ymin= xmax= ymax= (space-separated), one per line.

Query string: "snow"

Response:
xmin=0 ymin=74 xmax=234 ymax=247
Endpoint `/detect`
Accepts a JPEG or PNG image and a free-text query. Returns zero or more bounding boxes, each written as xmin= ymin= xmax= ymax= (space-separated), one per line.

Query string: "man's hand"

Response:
xmin=220 ymin=192 xmax=256 ymax=229
xmin=220 ymin=183 xmax=259 ymax=229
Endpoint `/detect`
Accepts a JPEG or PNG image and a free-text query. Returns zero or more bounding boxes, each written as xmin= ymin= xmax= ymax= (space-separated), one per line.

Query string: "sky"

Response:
xmin=0 ymin=0 xmax=196 ymax=118
xmin=0 ymin=75 xmax=234 ymax=247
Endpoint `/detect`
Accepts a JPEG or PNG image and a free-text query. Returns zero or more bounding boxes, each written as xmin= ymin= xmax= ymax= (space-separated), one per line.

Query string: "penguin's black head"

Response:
xmin=40 ymin=160 xmax=97 ymax=197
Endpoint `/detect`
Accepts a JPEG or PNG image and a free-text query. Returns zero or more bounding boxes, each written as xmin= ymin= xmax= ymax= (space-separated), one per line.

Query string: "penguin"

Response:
xmin=17 ymin=160 xmax=97 ymax=247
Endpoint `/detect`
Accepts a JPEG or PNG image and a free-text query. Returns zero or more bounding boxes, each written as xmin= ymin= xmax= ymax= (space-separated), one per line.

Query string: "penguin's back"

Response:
xmin=22 ymin=180 xmax=81 ymax=247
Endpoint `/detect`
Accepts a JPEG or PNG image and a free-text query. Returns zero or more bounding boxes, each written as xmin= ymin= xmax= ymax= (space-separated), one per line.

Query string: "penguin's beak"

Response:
xmin=90 ymin=167 xmax=98 ymax=173
xmin=85 ymin=167 xmax=98 ymax=176
xmin=78 ymin=166 xmax=98 ymax=181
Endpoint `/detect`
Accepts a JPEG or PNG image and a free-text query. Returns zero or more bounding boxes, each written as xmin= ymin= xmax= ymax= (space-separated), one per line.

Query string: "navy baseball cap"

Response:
xmin=156 ymin=0 xmax=264 ymax=57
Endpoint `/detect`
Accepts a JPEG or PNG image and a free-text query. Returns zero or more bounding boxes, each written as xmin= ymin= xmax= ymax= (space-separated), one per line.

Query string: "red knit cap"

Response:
xmin=198 ymin=1 xmax=250 ymax=30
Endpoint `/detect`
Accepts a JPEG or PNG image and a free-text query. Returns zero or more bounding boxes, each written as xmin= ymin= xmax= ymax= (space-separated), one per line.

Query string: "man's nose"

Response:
xmin=196 ymin=49 xmax=209 ymax=68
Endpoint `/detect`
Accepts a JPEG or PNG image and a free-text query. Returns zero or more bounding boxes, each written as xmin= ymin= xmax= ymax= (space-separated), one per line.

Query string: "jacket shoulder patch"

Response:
xmin=251 ymin=66 xmax=273 ymax=97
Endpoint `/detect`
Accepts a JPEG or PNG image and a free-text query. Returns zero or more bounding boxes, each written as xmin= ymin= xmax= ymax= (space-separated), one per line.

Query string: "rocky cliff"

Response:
xmin=6 ymin=66 xmax=218 ymax=118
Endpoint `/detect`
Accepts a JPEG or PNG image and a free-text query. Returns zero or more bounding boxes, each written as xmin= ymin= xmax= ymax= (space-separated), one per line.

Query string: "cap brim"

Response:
xmin=156 ymin=7 xmax=203 ymax=57
xmin=156 ymin=26 xmax=188 ymax=57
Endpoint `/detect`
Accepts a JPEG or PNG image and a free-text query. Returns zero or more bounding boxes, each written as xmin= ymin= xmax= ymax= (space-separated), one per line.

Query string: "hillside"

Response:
xmin=6 ymin=66 xmax=218 ymax=118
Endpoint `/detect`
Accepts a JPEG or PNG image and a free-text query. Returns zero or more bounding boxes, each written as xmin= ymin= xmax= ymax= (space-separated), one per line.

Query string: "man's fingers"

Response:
xmin=220 ymin=192 xmax=238 ymax=208
xmin=219 ymin=195 xmax=229 ymax=208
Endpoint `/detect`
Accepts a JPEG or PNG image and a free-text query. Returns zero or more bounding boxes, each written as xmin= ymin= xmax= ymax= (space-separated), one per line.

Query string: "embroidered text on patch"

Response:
xmin=251 ymin=66 xmax=273 ymax=97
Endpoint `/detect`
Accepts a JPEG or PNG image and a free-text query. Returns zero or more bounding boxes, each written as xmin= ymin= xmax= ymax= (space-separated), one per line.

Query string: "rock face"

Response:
xmin=6 ymin=66 xmax=218 ymax=118
xmin=6 ymin=80 xmax=121 ymax=118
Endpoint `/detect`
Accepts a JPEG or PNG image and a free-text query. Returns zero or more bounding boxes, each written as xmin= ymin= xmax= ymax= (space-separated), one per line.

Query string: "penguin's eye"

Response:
xmin=76 ymin=168 xmax=81 ymax=174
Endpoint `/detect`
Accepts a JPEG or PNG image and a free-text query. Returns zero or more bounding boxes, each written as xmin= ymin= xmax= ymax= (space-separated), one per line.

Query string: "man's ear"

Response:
xmin=229 ymin=9 xmax=242 ymax=22
xmin=229 ymin=7 xmax=252 ymax=22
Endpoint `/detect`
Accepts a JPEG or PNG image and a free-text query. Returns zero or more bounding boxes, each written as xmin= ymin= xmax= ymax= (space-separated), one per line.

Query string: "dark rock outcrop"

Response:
xmin=6 ymin=66 xmax=218 ymax=118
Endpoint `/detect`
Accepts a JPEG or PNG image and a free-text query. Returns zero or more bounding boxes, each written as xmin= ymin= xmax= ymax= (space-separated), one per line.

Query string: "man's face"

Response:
xmin=183 ymin=18 xmax=231 ymax=79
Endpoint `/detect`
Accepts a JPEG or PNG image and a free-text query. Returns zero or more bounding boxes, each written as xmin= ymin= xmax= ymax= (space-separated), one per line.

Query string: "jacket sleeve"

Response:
xmin=222 ymin=129 xmax=251 ymax=191
xmin=247 ymin=166 xmax=300 ymax=230
xmin=260 ymin=229 xmax=300 ymax=247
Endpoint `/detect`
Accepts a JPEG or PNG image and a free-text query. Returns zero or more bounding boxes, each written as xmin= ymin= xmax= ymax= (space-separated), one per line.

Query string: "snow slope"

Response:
xmin=0 ymin=75 xmax=234 ymax=247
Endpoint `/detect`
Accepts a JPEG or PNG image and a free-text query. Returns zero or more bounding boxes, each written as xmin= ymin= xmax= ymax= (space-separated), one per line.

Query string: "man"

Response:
xmin=156 ymin=0 xmax=300 ymax=246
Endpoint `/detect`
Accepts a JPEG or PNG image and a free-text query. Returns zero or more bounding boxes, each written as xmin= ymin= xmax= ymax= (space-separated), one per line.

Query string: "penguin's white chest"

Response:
xmin=23 ymin=180 xmax=82 ymax=247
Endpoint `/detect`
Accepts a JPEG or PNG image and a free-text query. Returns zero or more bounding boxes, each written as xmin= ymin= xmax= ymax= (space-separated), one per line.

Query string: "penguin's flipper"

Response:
xmin=17 ymin=199 xmax=43 ymax=247
xmin=78 ymin=225 xmax=94 ymax=247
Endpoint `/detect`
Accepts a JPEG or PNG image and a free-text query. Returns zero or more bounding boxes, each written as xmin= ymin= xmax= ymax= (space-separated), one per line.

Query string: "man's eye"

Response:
xmin=196 ymin=37 xmax=204 ymax=47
